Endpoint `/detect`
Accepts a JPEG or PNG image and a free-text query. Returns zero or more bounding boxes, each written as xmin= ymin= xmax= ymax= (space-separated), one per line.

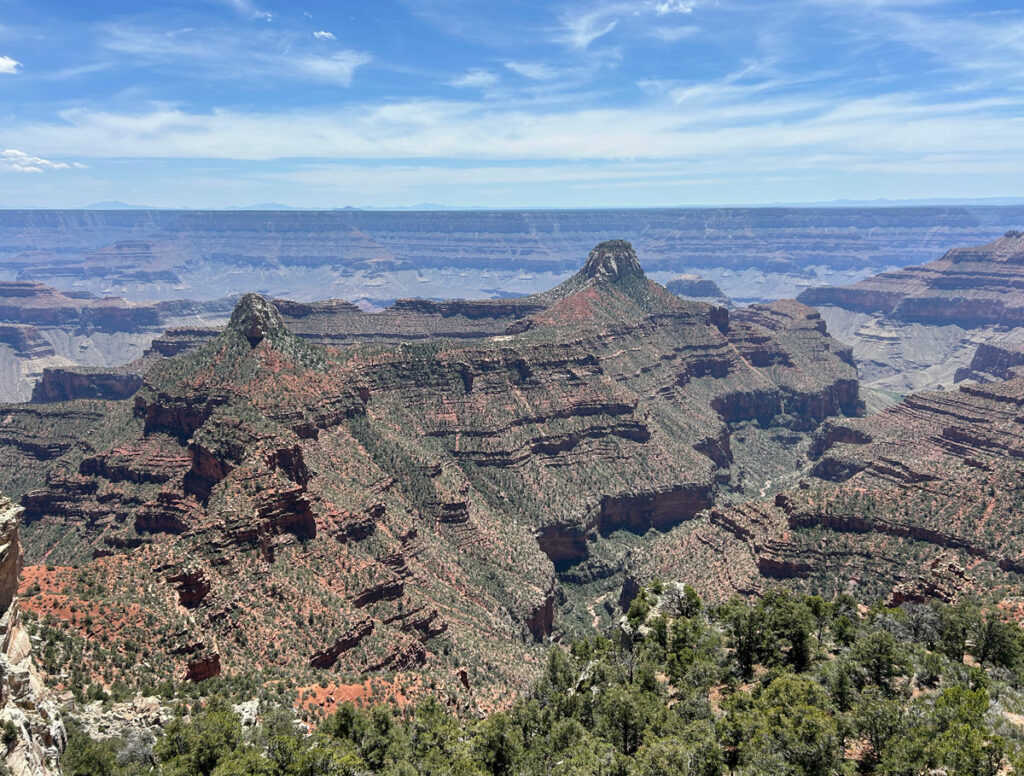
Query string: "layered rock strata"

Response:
xmin=632 ymin=370 xmax=1024 ymax=606
xmin=797 ymin=232 xmax=1024 ymax=396
xmin=0 ymin=242 xmax=859 ymax=702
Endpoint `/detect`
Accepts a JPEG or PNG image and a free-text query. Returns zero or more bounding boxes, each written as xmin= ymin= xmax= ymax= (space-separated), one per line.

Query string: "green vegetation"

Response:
xmin=62 ymin=586 xmax=1024 ymax=775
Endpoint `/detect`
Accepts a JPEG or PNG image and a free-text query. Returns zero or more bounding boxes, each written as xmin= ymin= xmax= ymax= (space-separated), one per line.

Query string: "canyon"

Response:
xmin=4 ymin=207 xmax=1023 ymax=306
xmin=4 ymin=206 xmax=1024 ymax=405
xmin=0 ymin=282 xmax=230 ymax=402
xmin=2 ymin=226 xmax=1024 ymax=734
xmin=0 ymin=241 xmax=860 ymax=703
xmin=799 ymin=231 xmax=1024 ymax=402
xmin=633 ymin=341 xmax=1024 ymax=609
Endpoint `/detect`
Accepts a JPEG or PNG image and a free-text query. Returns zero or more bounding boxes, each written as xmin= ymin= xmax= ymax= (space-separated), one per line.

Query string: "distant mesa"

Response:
xmin=666 ymin=274 xmax=732 ymax=307
xmin=797 ymin=231 xmax=1024 ymax=325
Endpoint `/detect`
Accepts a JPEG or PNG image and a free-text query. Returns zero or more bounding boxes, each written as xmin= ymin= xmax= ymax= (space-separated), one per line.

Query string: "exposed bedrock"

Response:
xmin=32 ymin=369 xmax=143 ymax=402
xmin=309 ymin=620 xmax=375 ymax=670
xmin=598 ymin=483 xmax=715 ymax=536
xmin=0 ymin=241 xmax=866 ymax=705
xmin=0 ymin=495 xmax=65 ymax=775
xmin=184 ymin=653 xmax=221 ymax=682
xmin=955 ymin=342 xmax=1024 ymax=383
xmin=535 ymin=522 xmax=593 ymax=570
xmin=0 ymin=325 xmax=54 ymax=360
xmin=525 ymin=586 xmax=556 ymax=640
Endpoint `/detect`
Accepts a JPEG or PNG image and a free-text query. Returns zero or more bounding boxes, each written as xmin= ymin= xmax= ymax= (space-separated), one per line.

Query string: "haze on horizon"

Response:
xmin=0 ymin=0 xmax=1022 ymax=209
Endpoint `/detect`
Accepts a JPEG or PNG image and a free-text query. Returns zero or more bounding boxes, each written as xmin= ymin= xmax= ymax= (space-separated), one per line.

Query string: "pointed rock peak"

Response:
xmin=228 ymin=293 xmax=288 ymax=347
xmin=582 ymin=240 xmax=645 ymax=281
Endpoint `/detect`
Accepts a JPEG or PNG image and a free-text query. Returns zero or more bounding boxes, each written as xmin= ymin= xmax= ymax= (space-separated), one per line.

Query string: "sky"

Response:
xmin=0 ymin=0 xmax=1023 ymax=208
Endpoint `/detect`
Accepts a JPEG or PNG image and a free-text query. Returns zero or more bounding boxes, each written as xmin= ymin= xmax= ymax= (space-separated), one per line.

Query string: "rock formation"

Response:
xmin=797 ymin=232 xmax=1024 ymax=398
xmin=631 ymin=368 xmax=1024 ymax=607
xmin=0 ymin=282 xmax=231 ymax=402
xmin=0 ymin=495 xmax=64 ymax=776
xmin=666 ymin=274 xmax=732 ymax=307
xmin=0 ymin=241 xmax=859 ymax=703
xmin=3 ymin=206 xmax=1023 ymax=305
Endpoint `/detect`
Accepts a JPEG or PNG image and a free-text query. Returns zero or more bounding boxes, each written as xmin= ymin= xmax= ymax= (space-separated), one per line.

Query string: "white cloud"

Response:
xmin=0 ymin=149 xmax=72 ymax=173
xmin=294 ymin=51 xmax=371 ymax=85
xmin=449 ymin=69 xmax=499 ymax=88
xmin=649 ymin=25 xmax=699 ymax=41
xmin=655 ymin=0 xmax=697 ymax=13
xmin=313 ymin=30 xmax=336 ymax=40
xmin=0 ymin=55 xmax=21 ymax=74
xmin=8 ymin=87 xmax=1024 ymax=167
xmin=558 ymin=1 xmax=700 ymax=50
xmin=560 ymin=11 xmax=618 ymax=50
xmin=223 ymin=0 xmax=273 ymax=21
xmin=505 ymin=62 xmax=558 ymax=80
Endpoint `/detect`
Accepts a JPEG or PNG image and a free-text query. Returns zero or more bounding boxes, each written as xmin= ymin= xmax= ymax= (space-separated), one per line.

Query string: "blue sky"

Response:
xmin=0 ymin=0 xmax=1023 ymax=208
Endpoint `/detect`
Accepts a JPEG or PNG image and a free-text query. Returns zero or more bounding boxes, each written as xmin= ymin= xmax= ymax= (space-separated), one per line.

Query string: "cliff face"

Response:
xmin=798 ymin=232 xmax=1024 ymax=326
xmin=0 ymin=241 xmax=860 ymax=703
xmin=796 ymin=232 xmax=1024 ymax=397
xmin=0 ymin=282 xmax=231 ymax=403
xmin=954 ymin=342 xmax=1024 ymax=383
xmin=631 ymin=369 xmax=1024 ymax=607
xmin=0 ymin=496 xmax=65 ymax=776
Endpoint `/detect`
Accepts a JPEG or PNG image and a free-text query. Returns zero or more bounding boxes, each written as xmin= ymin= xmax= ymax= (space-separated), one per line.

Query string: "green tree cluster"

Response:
xmin=61 ymin=587 xmax=1024 ymax=775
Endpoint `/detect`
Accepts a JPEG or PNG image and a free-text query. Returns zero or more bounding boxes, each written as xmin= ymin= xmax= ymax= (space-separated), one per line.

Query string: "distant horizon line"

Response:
xmin=3 ymin=195 xmax=1024 ymax=212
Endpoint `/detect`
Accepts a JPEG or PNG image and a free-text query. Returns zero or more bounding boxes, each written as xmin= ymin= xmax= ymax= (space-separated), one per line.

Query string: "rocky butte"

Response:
xmin=0 ymin=241 xmax=860 ymax=704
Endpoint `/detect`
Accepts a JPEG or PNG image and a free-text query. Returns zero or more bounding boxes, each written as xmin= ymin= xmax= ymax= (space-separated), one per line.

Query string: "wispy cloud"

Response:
xmin=449 ymin=69 xmax=499 ymax=88
xmin=560 ymin=10 xmax=619 ymax=50
xmin=505 ymin=62 xmax=558 ymax=80
xmin=558 ymin=0 xmax=702 ymax=50
xmin=294 ymin=52 xmax=372 ymax=86
xmin=221 ymin=0 xmax=273 ymax=21
xmin=0 ymin=55 xmax=21 ymax=74
xmin=648 ymin=25 xmax=699 ymax=41
xmin=313 ymin=30 xmax=336 ymax=40
xmin=0 ymin=149 xmax=76 ymax=173
xmin=102 ymin=24 xmax=371 ymax=86
xmin=11 ymin=84 xmax=1024 ymax=166
xmin=655 ymin=0 xmax=697 ymax=13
